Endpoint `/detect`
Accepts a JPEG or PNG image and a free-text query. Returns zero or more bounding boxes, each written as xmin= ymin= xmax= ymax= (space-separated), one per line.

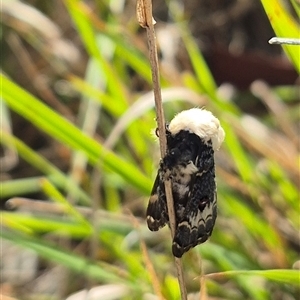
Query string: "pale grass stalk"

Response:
xmin=137 ymin=0 xmax=187 ymax=299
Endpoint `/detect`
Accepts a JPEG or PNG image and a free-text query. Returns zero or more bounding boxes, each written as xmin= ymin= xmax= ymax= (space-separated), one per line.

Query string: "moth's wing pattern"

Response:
xmin=146 ymin=108 xmax=224 ymax=257
xmin=146 ymin=170 xmax=168 ymax=231
xmin=172 ymin=163 xmax=217 ymax=258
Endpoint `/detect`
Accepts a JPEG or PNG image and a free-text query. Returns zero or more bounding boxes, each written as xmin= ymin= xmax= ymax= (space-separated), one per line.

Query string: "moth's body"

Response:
xmin=146 ymin=108 xmax=224 ymax=257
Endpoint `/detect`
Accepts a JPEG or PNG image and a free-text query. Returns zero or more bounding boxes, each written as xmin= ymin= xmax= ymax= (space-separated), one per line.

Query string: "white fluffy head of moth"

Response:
xmin=168 ymin=108 xmax=225 ymax=150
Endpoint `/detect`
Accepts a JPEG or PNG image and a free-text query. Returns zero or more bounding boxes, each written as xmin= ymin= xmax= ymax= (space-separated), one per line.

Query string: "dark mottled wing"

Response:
xmin=146 ymin=170 xmax=168 ymax=231
xmin=172 ymin=163 xmax=217 ymax=258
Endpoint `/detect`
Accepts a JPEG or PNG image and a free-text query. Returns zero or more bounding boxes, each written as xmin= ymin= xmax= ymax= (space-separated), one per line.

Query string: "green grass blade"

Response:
xmin=260 ymin=0 xmax=300 ymax=72
xmin=1 ymin=75 xmax=152 ymax=194
xmin=40 ymin=178 xmax=91 ymax=227
xmin=68 ymin=75 xmax=126 ymax=116
xmin=2 ymin=212 xmax=92 ymax=238
xmin=223 ymin=194 xmax=285 ymax=255
xmin=222 ymin=120 xmax=254 ymax=182
xmin=1 ymin=132 xmax=91 ymax=204
xmin=63 ymin=0 xmax=128 ymax=105
xmin=2 ymin=212 xmax=34 ymax=234
xmin=114 ymin=39 xmax=152 ymax=84
xmin=290 ymin=0 xmax=300 ymax=18
xmin=181 ymin=28 xmax=218 ymax=98
xmin=1 ymin=177 xmax=42 ymax=200
xmin=1 ymin=228 xmax=138 ymax=288
xmin=2 ymin=211 xmax=135 ymax=237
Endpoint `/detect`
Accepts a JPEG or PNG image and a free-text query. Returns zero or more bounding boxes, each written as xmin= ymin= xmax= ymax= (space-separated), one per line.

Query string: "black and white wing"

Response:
xmin=172 ymin=147 xmax=217 ymax=258
xmin=146 ymin=169 xmax=168 ymax=231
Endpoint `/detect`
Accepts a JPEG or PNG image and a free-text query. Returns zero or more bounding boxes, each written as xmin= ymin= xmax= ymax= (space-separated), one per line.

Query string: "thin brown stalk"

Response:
xmin=137 ymin=0 xmax=187 ymax=299
xmin=6 ymin=197 xmax=143 ymax=224
xmin=199 ymin=275 xmax=208 ymax=300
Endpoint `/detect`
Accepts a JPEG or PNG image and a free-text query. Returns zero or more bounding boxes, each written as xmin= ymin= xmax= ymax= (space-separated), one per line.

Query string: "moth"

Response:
xmin=146 ymin=108 xmax=225 ymax=257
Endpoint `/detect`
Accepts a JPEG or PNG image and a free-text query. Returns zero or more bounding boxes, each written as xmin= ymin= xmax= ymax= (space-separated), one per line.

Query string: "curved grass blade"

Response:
xmin=1 ymin=228 xmax=140 ymax=290
xmin=1 ymin=75 xmax=152 ymax=194
xmin=260 ymin=0 xmax=300 ymax=72
xmin=1 ymin=132 xmax=91 ymax=204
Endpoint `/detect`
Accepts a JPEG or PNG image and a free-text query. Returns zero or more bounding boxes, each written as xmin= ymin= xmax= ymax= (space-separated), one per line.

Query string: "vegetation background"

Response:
xmin=1 ymin=0 xmax=299 ymax=299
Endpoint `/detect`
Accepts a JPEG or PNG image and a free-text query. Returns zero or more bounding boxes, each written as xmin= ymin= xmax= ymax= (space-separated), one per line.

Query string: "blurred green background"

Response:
xmin=1 ymin=0 xmax=299 ymax=299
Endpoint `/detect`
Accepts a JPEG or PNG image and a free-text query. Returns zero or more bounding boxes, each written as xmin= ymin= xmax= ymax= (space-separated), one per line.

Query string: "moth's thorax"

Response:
xmin=166 ymin=130 xmax=213 ymax=163
xmin=168 ymin=108 xmax=225 ymax=150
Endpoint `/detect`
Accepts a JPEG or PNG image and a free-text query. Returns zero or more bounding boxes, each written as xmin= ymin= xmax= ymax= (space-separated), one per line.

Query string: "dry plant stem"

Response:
xmin=6 ymin=197 xmax=141 ymax=223
xmin=138 ymin=0 xmax=187 ymax=299
xmin=200 ymin=276 xmax=208 ymax=300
